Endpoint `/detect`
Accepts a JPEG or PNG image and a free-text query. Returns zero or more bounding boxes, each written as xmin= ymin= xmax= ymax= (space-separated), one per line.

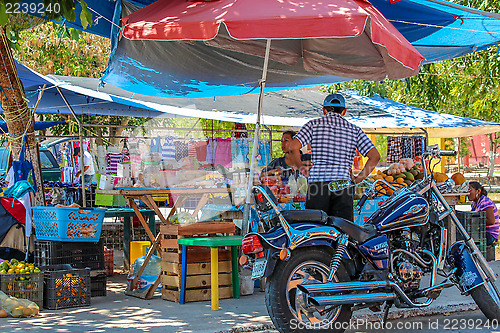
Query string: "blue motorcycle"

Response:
xmin=241 ymin=146 xmax=500 ymax=332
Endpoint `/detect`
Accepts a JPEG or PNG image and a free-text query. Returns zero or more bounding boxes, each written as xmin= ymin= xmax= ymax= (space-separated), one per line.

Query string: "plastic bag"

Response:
xmin=297 ymin=175 xmax=308 ymax=195
xmin=168 ymin=212 xmax=196 ymax=225
xmin=0 ymin=290 xmax=39 ymax=317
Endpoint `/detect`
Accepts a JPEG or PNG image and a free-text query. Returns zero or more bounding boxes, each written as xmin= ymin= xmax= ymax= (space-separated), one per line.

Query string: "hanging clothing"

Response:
xmin=106 ymin=153 xmax=124 ymax=175
xmin=232 ymin=138 xmax=249 ymax=164
xmin=214 ymin=138 xmax=232 ymax=168
xmin=162 ymin=136 xmax=176 ymax=160
xmin=401 ymin=137 xmax=415 ymax=158
xmin=234 ymin=123 xmax=248 ymax=138
xmin=414 ymin=136 xmax=426 ymax=157
xmin=188 ymin=141 xmax=197 ymax=158
xmin=195 ymin=140 xmax=208 ymax=162
xmin=258 ymin=141 xmax=271 ymax=167
xmin=206 ymin=138 xmax=216 ymax=164
xmin=387 ymin=137 xmax=403 ymax=163
xmin=150 ymin=137 xmax=162 ymax=153
xmin=174 ymin=141 xmax=189 ymax=161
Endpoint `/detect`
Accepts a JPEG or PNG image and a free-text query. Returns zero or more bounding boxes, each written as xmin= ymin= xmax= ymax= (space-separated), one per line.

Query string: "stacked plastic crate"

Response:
xmin=456 ymin=211 xmax=487 ymax=257
xmin=32 ymin=206 xmax=108 ymax=307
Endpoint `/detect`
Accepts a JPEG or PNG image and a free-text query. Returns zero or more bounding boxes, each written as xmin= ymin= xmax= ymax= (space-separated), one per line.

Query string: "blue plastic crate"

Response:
xmin=33 ymin=206 xmax=106 ymax=242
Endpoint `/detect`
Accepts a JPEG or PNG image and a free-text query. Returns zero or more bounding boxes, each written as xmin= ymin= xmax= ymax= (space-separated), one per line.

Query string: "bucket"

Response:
xmin=130 ymin=241 xmax=150 ymax=267
xmin=239 ymin=269 xmax=254 ymax=296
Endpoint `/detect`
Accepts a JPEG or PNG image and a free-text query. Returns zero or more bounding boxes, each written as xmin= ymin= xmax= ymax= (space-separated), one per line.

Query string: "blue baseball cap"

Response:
xmin=323 ymin=93 xmax=346 ymax=108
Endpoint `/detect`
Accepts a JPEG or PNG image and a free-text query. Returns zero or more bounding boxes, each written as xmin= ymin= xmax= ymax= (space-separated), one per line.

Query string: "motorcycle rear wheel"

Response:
xmin=265 ymin=248 xmax=352 ymax=333
xmin=471 ymin=280 xmax=500 ymax=321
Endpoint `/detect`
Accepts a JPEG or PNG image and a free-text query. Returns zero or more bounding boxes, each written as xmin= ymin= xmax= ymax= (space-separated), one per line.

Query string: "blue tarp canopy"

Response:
xmin=16 ymin=60 xmax=500 ymax=138
xmin=17 ymin=61 xmax=182 ymax=118
xmin=0 ymin=120 xmax=65 ymax=133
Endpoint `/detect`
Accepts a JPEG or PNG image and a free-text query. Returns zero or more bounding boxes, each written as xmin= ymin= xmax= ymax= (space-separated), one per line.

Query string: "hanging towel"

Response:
xmin=195 ymin=140 xmax=208 ymax=162
xmin=215 ymin=138 xmax=232 ymax=168
xmin=162 ymin=136 xmax=176 ymax=160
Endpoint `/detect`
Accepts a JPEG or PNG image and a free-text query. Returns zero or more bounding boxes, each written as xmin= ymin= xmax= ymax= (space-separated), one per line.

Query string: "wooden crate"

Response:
xmin=160 ymin=222 xmax=235 ymax=303
xmin=162 ymin=286 xmax=233 ymax=303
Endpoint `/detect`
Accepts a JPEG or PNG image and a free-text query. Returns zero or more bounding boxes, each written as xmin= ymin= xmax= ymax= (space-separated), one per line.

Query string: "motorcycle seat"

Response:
xmin=280 ymin=210 xmax=329 ymax=224
xmin=328 ymin=216 xmax=377 ymax=243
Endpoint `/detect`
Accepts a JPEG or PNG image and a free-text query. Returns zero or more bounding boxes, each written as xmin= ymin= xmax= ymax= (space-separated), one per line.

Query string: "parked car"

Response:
xmin=0 ymin=147 xmax=61 ymax=182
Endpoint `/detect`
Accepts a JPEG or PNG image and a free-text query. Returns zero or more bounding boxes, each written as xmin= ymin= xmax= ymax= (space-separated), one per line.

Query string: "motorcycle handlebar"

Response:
xmin=355 ymin=194 xmax=368 ymax=211
xmin=440 ymin=150 xmax=457 ymax=157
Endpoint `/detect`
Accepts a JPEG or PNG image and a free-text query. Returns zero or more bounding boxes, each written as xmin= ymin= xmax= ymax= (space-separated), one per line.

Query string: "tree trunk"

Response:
xmin=487 ymin=133 xmax=497 ymax=179
xmin=109 ymin=117 xmax=130 ymax=146
xmin=0 ymin=26 xmax=44 ymax=205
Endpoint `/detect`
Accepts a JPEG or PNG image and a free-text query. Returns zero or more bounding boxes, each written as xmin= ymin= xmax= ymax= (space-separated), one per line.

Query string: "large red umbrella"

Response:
xmin=121 ymin=0 xmax=423 ymax=81
xmin=120 ymin=0 xmax=424 ymax=231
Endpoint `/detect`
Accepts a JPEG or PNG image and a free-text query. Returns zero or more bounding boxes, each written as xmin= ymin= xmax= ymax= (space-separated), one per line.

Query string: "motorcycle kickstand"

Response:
xmin=377 ymin=302 xmax=392 ymax=328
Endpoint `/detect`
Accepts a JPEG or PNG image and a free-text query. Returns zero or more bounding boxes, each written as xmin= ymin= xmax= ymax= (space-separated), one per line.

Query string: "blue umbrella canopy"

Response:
xmin=0 ymin=121 xmax=65 ymax=133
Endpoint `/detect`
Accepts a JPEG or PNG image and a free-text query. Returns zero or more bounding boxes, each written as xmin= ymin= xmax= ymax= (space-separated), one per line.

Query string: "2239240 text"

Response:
xmin=441 ymin=318 xmax=499 ymax=330
xmin=5 ymin=2 xmax=60 ymax=14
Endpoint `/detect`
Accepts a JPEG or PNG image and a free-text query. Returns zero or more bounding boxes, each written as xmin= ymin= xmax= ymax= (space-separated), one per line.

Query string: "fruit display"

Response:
xmin=370 ymin=158 xmax=423 ymax=196
xmin=0 ymin=259 xmax=41 ymax=279
xmin=0 ymin=259 xmax=43 ymax=307
xmin=370 ymin=157 xmax=468 ymax=196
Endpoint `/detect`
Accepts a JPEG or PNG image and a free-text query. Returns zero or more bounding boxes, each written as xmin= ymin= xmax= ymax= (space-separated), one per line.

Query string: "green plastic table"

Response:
xmin=177 ymin=236 xmax=243 ymax=310
xmin=104 ymin=208 xmax=156 ymax=270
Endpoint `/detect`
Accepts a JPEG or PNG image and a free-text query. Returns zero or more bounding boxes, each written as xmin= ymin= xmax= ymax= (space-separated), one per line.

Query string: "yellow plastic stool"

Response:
xmin=130 ymin=241 xmax=151 ymax=267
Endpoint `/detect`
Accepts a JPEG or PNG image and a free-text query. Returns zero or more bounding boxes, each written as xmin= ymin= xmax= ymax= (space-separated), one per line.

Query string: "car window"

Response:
xmin=40 ymin=150 xmax=59 ymax=169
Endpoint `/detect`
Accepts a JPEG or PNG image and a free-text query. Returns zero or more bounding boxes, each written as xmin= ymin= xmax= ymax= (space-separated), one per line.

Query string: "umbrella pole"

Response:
xmin=242 ymin=39 xmax=271 ymax=235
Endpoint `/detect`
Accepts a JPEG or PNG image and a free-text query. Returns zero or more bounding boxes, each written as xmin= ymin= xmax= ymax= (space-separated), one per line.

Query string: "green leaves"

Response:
xmin=79 ymin=0 xmax=92 ymax=29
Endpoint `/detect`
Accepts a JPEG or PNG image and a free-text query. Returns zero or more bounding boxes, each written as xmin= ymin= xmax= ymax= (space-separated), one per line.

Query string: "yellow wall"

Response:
xmin=428 ymin=138 xmax=445 ymax=173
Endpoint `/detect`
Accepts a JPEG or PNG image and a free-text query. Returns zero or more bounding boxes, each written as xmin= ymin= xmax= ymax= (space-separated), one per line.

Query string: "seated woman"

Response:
xmin=468 ymin=181 xmax=499 ymax=246
xmin=260 ymin=131 xmax=298 ymax=180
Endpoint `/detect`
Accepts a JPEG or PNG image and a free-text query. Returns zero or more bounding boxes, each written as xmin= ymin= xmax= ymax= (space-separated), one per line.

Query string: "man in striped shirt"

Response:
xmin=290 ymin=93 xmax=380 ymax=221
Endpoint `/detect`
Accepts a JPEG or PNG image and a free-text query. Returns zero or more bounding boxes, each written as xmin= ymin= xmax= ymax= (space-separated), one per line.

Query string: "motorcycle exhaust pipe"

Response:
xmin=297 ymin=281 xmax=390 ymax=294
xmin=308 ymin=292 xmax=396 ymax=307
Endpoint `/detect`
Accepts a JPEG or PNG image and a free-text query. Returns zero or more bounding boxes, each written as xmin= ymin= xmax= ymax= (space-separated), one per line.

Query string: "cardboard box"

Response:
xmin=99 ymin=175 xmax=116 ymax=190
xmin=117 ymin=162 xmax=133 ymax=178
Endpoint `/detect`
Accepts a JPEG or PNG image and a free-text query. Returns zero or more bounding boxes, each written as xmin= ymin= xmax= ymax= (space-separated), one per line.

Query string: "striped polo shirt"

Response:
xmin=294 ymin=112 xmax=374 ymax=183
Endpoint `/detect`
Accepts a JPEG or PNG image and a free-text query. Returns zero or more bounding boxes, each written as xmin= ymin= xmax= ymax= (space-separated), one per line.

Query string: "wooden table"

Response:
xmin=96 ymin=187 xmax=232 ymax=299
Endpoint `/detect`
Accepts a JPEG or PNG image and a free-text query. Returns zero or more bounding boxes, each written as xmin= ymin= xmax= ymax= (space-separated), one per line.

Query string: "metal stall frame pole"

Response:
xmin=55 ymin=86 xmax=86 ymax=207
xmin=242 ymin=39 xmax=271 ymax=235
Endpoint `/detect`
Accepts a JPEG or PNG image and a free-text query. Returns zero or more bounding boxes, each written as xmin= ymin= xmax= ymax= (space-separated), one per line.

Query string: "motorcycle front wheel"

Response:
xmin=265 ymin=248 xmax=352 ymax=333
xmin=471 ymin=280 xmax=500 ymax=321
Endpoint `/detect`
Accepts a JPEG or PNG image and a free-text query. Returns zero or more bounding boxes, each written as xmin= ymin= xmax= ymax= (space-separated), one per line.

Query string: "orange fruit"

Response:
xmin=385 ymin=176 xmax=394 ymax=182
xmin=396 ymin=178 xmax=405 ymax=184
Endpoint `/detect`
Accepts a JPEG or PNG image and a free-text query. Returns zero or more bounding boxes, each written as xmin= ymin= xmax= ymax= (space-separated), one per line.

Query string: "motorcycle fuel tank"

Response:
xmin=366 ymin=191 xmax=429 ymax=232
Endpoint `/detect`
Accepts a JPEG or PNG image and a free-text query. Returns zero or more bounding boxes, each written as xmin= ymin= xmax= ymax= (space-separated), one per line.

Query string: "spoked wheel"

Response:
xmin=471 ymin=280 xmax=500 ymax=321
xmin=265 ymin=248 xmax=352 ymax=333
